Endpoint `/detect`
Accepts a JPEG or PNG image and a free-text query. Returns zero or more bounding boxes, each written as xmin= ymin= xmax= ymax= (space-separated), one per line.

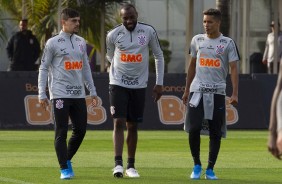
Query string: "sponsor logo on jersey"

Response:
xmin=197 ymin=37 xmax=205 ymax=42
xmin=121 ymin=75 xmax=139 ymax=85
xmin=58 ymin=38 xmax=65 ymax=43
xmin=137 ymin=29 xmax=145 ymax=33
xmin=66 ymin=85 xmax=82 ymax=95
xmin=220 ymin=39 xmax=227 ymax=44
xmin=207 ymin=45 xmax=214 ymax=49
xmin=75 ymin=37 xmax=81 ymax=41
xmin=216 ymin=45 xmax=225 ymax=55
xmin=118 ymin=31 xmax=125 ymax=36
xmin=137 ymin=34 xmax=146 ymax=46
xmin=64 ymin=60 xmax=83 ymax=70
xmin=199 ymin=57 xmax=221 ymax=68
xmin=120 ymin=53 xmax=142 ymax=62
xmin=198 ymin=83 xmax=218 ymax=93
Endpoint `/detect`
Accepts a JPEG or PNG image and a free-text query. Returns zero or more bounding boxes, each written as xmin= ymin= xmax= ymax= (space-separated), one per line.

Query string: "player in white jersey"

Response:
xmin=182 ymin=8 xmax=240 ymax=180
xmin=38 ymin=8 xmax=98 ymax=180
xmin=106 ymin=3 xmax=164 ymax=178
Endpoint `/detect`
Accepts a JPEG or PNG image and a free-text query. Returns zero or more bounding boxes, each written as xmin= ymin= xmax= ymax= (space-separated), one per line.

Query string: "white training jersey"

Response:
xmin=106 ymin=22 xmax=164 ymax=88
xmin=190 ymin=33 xmax=240 ymax=95
xmin=262 ymin=31 xmax=282 ymax=63
xmin=38 ymin=30 xmax=97 ymax=100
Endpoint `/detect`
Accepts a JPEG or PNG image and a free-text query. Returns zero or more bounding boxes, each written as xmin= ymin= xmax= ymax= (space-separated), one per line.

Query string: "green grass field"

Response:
xmin=0 ymin=130 xmax=281 ymax=184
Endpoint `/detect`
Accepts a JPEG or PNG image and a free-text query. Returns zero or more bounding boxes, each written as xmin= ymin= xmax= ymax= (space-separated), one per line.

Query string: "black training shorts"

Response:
xmin=109 ymin=85 xmax=146 ymax=122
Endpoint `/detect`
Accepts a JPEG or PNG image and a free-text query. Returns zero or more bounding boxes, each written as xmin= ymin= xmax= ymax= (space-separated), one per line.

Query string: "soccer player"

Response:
xmin=268 ymin=61 xmax=282 ymax=159
xmin=38 ymin=8 xmax=98 ymax=180
xmin=182 ymin=8 xmax=240 ymax=180
xmin=106 ymin=3 xmax=164 ymax=178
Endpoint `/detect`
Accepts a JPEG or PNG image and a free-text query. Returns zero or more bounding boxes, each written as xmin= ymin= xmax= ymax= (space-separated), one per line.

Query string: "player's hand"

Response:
xmin=262 ymin=59 xmax=267 ymax=65
xmin=152 ymin=85 xmax=162 ymax=102
xmin=229 ymin=95 xmax=238 ymax=106
xmin=91 ymin=96 xmax=98 ymax=107
xmin=268 ymin=132 xmax=282 ymax=159
xmin=39 ymin=98 xmax=49 ymax=111
xmin=182 ymin=92 xmax=189 ymax=106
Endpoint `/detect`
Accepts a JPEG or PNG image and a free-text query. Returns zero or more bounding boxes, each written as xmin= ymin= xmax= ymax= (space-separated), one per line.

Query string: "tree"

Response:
xmin=216 ymin=0 xmax=230 ymax=36
xmin=0 ymin=0 xmax=125 ymax=49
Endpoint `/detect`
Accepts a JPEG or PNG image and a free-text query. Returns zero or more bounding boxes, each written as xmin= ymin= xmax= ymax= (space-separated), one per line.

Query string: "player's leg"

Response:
xmin=276 ymin=90 xmax=282 ymax=152
xmin=125 ymin=88 xmax=146 ymax=178
xmin=187 ymin=93 xmax=204 ymax=179
xmin=52 ymin=98 xmax=71 ymax=179
xmin=109 ymin=85 xmax=128 ymax=177
xmin=205 ymin=94 xmax=225 ymax=180
xmin=65 ymin=98 xmax=87 ymax=177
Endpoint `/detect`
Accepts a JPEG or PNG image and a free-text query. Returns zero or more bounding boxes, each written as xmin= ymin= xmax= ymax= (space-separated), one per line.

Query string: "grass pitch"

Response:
xmin=0 ymin=130 xmax=281 ymax=184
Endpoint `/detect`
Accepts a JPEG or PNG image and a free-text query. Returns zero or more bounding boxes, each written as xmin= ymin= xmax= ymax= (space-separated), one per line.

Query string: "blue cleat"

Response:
xmin=205 ymin=169 xmax=218 ymax=180
xmin=190 ymin=165 xmax=202 ymax=179
xmin=67 ymin=160 xmax=74 ymax=178
xmin=60 ymin=168 xmax=71 ymax=180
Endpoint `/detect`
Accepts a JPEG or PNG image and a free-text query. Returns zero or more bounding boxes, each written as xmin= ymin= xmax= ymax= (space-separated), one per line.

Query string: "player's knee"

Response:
xmin=127 ymin=123 xmax=138 ymax=132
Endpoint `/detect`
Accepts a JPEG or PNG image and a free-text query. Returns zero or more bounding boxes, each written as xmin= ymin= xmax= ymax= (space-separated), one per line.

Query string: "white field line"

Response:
xmin=0 ymin=177 xmax=33 ymax=184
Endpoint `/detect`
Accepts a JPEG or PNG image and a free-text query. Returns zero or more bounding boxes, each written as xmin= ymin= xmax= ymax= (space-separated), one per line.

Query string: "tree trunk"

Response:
xmin=216 ymin=0 xmax=230 ymax=36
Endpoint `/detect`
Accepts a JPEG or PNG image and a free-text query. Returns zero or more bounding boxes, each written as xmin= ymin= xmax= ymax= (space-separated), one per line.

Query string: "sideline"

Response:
xmin=0 ymin=177 xmax=33 ymax=184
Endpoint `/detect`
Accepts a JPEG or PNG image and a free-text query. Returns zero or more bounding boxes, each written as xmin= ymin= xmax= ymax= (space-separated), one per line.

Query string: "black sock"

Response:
xmin=127 ymin=158 xmax=135 ymax=169
xmin=115 ymin=156 xmax=123 ymax=167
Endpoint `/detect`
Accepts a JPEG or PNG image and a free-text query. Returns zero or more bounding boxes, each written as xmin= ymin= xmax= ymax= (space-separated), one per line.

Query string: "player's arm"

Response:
xmin=38 ymin=40 xmax=53 ymax=110
xmin=6 ymin=35 xmax=14 ymax=60
xmin=149 ymin=28 xmax=164 ymax=102
xmin=182 ymin=57 xmax=196 ymax=105
xmin=262 ymin=35 xmax=269 ymax=64
xmin=106 ymin=32 xmax=115 ymax=63
xmin=229 ymin=61 xmax=239 ymax=105
xmin=82 ymin=39 xmax=98 ymax=107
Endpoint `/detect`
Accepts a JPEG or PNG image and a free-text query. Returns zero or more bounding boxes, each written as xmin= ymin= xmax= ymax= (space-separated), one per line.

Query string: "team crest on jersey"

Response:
xmin=55 ymin=99 xmax=64 ymax=109
xmin=216 ymin=45 xmax=225 ymax=55
xmin=137 ymin=34 xmax=146 ymax=46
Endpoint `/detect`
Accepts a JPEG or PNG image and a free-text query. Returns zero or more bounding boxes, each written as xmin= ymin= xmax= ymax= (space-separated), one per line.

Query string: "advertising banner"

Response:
xmin=0 ymin=72 xmax=276 ymax=130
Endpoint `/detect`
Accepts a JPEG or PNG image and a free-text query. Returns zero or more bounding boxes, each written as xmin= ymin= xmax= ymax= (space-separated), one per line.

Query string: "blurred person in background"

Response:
xmin=6 ymin=19 xmax=40 ymax=71
xmin=262 ymin=21 xmax=282 ymax=74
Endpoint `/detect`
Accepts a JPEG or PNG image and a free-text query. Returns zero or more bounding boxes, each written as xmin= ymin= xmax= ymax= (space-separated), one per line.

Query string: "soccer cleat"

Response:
xmin=67 ymin=160 xmax=74 ymax=178
xmin=113 ymin=165 xmax=124 ymax=178
xmin=190 ymin=165 xmax=202 ymax=179
xmin=125 ymin=168 xmax=140 ymax=178
xmin=205 ymin=169 xmax=218 ymax=180
xmin=60 ymin=169 xmax=72 ymax=180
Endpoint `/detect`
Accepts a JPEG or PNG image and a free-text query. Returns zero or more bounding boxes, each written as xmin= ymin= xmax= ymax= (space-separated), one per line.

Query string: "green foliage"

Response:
xmin=0 ymin=0 xmax=125 ymax=49
xmin=149 ymin=39 xmax=172 ymax=73
xmin=0 ymin=130 xmax=281 ymax=184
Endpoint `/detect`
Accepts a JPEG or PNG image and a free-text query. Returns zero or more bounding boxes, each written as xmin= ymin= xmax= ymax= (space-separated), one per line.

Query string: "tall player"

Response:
xmin=106 ymin=3 xmax=164 ymax=178
xmin=182 ymin=8 xmax=240 ymax=180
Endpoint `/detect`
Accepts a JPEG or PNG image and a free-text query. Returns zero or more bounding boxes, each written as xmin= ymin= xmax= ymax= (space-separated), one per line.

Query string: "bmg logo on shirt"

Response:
xmin=120 ymin=53 xmax=142 ymax=63
xmin=199 ymin=57 xmax=221 ymax=68
xmin=64 ymin=60 xmax=83 ymax=70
